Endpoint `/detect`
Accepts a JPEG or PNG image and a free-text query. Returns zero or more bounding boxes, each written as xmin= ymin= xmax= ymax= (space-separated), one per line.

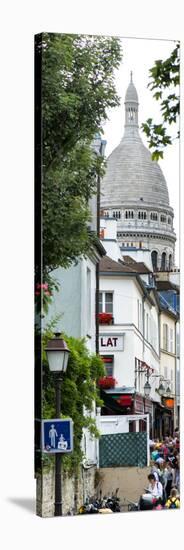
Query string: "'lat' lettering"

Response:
xmin=101 ymin=338 xmax=106 ymax=347
xmin=112 ymin=337 xmax=118 ymax=346
xmin=107 ymin=337 xmax=113 ymax=346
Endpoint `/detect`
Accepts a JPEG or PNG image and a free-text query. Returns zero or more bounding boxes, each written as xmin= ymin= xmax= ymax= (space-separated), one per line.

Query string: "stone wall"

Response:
xmin=36 ymin=465 xmax=96 ymax=518
xmin=97 ymin=466 xmax=150 ymax=506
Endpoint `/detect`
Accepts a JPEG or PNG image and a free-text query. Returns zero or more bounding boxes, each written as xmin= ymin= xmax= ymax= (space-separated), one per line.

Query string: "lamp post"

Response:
xmin=45 ymin=333 xmax=70 ymax=517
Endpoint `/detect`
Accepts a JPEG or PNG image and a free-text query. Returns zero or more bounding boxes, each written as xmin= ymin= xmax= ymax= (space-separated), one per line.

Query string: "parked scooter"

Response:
xmin=78 ymin=488 xmax=121 ymax=514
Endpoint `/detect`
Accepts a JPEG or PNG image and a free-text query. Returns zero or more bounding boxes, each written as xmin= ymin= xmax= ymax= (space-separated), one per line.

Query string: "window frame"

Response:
xmin=163 ymin=323 xmax=169 ymax=351
xmin=100 ymin=355 xmax=114 ymax=377
xmin=99 ymin=291 xmax=113 ymax=314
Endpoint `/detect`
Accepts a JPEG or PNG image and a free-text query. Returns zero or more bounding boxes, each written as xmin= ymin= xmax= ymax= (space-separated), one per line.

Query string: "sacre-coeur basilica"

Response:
xmin=100 ymin=73 xmax=176 ymax=273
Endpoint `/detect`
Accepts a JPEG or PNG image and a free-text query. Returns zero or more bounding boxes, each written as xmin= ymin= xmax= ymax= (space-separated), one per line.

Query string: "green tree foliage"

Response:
xmin=141 ymin=42 xmax=180 ymax=160
xmin=42 ymin=331 xmax=105 ymax=472
xmin=39 ymin=33 xmax=122 ymax=276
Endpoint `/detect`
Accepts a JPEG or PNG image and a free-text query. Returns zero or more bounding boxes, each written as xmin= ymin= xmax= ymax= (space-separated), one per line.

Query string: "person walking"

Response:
xmin=165 ymin=461 xmax=174 ymax=499
xmin=165 ymin=487 xmax=180 ymax=509
xmin=150 ymin=462 xmax=161 ymax=483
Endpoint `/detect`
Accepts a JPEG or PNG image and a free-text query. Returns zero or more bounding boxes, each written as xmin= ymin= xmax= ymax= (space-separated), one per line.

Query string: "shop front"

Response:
xmin=153 ymin=401 xmax=173 ymax=439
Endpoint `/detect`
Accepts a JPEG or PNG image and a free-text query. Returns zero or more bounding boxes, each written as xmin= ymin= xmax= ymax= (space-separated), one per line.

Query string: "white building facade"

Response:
xmin=98 ymin=249 xmax=162 ymax=436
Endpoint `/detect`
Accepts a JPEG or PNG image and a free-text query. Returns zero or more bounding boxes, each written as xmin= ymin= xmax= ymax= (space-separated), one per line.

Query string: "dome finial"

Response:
xmin=124 ymin=73 xmax=139 ymax=128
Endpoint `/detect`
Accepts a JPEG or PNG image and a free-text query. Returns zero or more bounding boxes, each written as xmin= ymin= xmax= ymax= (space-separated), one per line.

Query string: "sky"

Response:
xmin=102 ymin=37 xmax=179 ymax=265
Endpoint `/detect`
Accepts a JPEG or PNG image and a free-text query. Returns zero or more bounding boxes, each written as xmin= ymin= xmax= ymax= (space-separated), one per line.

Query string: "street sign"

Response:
xmin=42 ymin=419 xmax=73 ymax=454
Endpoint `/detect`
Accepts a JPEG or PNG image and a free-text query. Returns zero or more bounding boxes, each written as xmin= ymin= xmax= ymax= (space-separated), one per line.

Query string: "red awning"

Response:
xmin=116 ymin=395 xmax=132 ymax=407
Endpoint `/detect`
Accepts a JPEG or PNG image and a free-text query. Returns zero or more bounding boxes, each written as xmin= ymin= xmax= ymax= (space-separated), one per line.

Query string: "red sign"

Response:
xmin=101 ymin=356 xmax=113 ymax=363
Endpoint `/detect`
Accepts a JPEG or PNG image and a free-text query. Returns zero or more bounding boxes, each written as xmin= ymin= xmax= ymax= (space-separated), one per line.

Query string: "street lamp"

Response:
xmin=166 ymin=384 xmax=171 ymax=396
xmin=45 ymin=333 xmax=70 ymax=517
xmin=144 ymin=379 xmax=151 ymax=398
xmin=157 ymin=380 xmax=166 ymax=397
xmin=143 ymin=373 xmax=171 ymax=399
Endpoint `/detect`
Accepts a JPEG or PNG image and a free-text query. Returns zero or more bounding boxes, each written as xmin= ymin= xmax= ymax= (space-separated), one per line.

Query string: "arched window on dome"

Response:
xmin=169 ymin=254 xmax=172 ymax=270
xmin=125 ymin=210 xmax=134 ymax=219
xmin=138 ymin=211 xmax=147 ymax=220
xmin=168 ymin=216 xmax=172 ymax=225
xmin=151 ymin=251 xmax=158 ymax=271
xmin=128 ymin=107 xmax=135 ymax=122
xmin=150 ymin=212 xmax=158 ymax=221
xmin=161 ymin=252 xmax=166 ymax=271
xmin=113 ymin=210 xmax=121 ymax=219
xmin=160 ymin=214 xmax=166 ymax=223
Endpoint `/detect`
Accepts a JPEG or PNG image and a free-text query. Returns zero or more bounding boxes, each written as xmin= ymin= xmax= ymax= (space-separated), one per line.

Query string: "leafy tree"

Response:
xmin=42 ymin=331 xmax=105 ymax=472
xmin=141 ymin=42 xmax=180 ymax=160
xmin=37 ymin=33 xmax=122 ymax=278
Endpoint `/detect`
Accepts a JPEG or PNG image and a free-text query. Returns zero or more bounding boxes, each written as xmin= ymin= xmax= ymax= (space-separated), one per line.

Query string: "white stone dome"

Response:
xmin=101 ymin=74 xmax=170 ymax=209
xmin=101 ymin=134 xmax=169 ymax=208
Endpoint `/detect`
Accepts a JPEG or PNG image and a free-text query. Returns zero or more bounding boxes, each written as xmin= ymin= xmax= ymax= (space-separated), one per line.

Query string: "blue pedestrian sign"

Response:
xmin=42 ymin=419 xmax=73 ymax=454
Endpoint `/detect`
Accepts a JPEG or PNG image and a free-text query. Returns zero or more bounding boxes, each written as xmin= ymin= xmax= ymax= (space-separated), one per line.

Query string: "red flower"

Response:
xmin=98 ymin=312 xmax=113 ymax=324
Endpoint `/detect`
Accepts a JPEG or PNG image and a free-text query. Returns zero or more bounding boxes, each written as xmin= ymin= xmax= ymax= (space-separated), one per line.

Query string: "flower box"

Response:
xmin=98 ymin=376 xmax=116 ymax=389
xmin=98 ymin=312 xmax=113 ymax=325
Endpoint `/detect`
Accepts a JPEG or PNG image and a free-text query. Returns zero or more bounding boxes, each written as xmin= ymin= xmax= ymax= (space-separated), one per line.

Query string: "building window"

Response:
xmin=104 ymin=211 xmax=109 ymax=218
xmin=168 ymin=217 xmax=172 ymax=225
xmin=164 ymin=366 xmax=168 ymax=380
xmin=128 ymin=108 xmax=135 ymax=121
xmin=146 ymin=313 xmax=149 ymax=341
xmin=138 ymin=211 xmax=147 ymax=220
xmin=170 ymin=328 xmax=174 ymax=353
xmin=160 ymin=214 xmax=166 ymax=223
xmin=101 ymin=355 xmax=114 ymax=376
xmin=99 ymin=292 xmax=113 ymax=314
xmin=169 ymin=254 xmax=172 ymax=270
xmin=161 ymin=252 xmax=166 ymax=271
xmin=137 ymin=300 xmax=142 ymax=332
xmin=152 ymin=251 xmax=158 ymax=270
xmin=150 ymin=212 xmax=158 ymax=221
xmin=163 ymin=323 xmax=169 ymax=351
xmin=125 ymin=210 xmax=134 ymax=219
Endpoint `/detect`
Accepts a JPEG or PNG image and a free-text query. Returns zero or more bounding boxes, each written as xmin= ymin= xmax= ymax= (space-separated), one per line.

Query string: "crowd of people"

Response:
xmin=146 ymin=430 xmax=180 ymax=509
